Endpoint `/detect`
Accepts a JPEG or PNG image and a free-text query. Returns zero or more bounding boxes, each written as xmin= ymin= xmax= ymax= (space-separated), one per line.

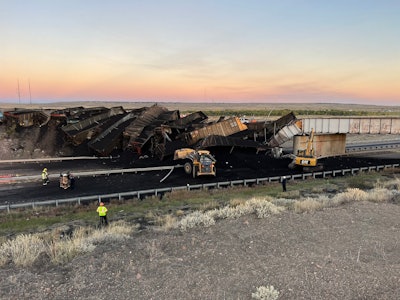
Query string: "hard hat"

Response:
xmin=100 ymin=202 xmax=104 ymax=206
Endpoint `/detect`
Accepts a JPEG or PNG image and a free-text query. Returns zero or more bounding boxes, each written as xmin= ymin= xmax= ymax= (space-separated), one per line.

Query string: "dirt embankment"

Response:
xmin=0 ymin=201 xmax=399 ymax=299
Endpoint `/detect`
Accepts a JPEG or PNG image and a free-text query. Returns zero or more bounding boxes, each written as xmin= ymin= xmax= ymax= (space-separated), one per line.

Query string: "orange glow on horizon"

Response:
xmin=1 ymin=66 xmax=399 ymax=104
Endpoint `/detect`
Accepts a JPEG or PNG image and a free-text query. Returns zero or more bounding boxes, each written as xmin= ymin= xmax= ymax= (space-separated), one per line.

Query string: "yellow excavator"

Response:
xmin=288 ymin=128 xmax=323 ymax=171
xmin=174 ymin=148 xmax=217 ymax=178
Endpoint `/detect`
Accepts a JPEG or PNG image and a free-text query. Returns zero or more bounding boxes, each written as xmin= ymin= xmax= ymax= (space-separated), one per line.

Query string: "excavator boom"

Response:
xmin=289 ymin=128 xmax=322 ymax=170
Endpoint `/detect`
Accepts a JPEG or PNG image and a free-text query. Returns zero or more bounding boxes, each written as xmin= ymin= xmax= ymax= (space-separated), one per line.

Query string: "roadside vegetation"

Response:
xmin=1 ymin=169 xmax=400 ymax=269
xmin=199 ymin=109 xmax=400 ymax=118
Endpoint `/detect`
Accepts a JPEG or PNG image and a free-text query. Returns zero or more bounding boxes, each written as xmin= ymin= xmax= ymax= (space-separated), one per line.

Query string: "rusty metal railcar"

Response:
xmin=184 ymin=117 xmax=248 ymax=145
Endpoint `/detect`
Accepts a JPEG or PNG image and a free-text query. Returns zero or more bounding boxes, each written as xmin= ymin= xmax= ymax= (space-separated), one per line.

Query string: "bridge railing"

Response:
xmin=1 ymin=163 xmax=399 ymax=213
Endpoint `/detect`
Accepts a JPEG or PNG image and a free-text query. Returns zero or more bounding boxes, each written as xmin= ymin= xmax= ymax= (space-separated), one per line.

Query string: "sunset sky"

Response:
xmin=1 ymin=1 xmax=399 ymax=105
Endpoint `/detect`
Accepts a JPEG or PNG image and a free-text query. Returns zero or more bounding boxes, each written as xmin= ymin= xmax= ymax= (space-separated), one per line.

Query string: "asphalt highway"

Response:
xmin=1 ymin=146 xmax=400 ymax=205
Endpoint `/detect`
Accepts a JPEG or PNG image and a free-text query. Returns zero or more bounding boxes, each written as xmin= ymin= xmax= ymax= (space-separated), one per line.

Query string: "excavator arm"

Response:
xmin=289 ymin=128 xmax=322 ymax=170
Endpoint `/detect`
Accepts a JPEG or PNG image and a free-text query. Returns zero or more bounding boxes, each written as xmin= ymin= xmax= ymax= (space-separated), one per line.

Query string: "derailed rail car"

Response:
xmin=184 ymin=117 xmax=248 ymax=145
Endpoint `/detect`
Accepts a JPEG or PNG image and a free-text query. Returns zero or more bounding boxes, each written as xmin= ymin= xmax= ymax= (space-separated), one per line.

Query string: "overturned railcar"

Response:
xmin=3 ymin=109 xmax=51 ymax=127
xmin=184 ymin=117 xmax=248 ymax=145
xmin=60 ymin=107 xmax=126 ymax=146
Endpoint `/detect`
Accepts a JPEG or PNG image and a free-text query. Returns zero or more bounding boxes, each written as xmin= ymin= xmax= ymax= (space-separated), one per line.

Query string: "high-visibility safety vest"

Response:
xmin=97 ymin=206 xmax=108 ymax=216
xmin=42 ymin=171 xmax=48 ymax=180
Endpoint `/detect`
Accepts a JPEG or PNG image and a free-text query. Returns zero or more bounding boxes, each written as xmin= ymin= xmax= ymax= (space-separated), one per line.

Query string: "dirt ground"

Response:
xmin=0 ymin=200 xmax=399 ymax=299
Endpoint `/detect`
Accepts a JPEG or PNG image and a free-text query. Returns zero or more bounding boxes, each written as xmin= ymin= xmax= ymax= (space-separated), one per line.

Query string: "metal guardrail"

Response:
xmin=0 ymin=165 xmax=181 ymax=183
xmin=0 ymin=156 xmax=116 ymax=164
xmin=345 ymin=143 xmax=400 ymax=153
xmin=1 ymin=163 xmax=399 ymax=212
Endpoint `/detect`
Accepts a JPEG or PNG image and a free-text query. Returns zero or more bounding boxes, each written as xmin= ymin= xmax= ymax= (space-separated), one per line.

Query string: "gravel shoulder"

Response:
xmin=1 ymin=201 xmax=399 ymax=299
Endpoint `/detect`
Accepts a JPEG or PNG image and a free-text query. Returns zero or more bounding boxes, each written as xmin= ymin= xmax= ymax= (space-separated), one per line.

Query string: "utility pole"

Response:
xmin=17 ymin=79 xmax=21 ymax=104
xmin=29 ymin=79 xmax=32 ymax=104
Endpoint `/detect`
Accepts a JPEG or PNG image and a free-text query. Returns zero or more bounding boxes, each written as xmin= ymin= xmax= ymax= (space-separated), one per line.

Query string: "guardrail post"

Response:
xmin=7 ymin=204 xmax=10 ymax=213
xmin=56 ymin=200 xmax=58 ymax=207
xmin=78 ymin=198 xmax=81 ymax=205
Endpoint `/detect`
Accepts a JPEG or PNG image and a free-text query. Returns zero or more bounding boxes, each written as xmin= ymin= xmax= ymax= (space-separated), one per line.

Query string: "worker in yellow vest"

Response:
xmin=96 ymin=202 xmax=108 ymax=227
xmin=42 ymin=168 xmax=49 ymax=186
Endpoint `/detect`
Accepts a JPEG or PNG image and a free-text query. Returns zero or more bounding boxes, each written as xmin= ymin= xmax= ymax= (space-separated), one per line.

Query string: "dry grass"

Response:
xmin=153 ymin=214 xmax=177 ymax=232
xmin=1 ymin=179 xmax=399 ymax=268
xmin=366 ymin=188 xmax=393 ymax=202
xmin=0 ymin=220 xmax=135 ymax=267
xmin=293 ymin=197 xmax=327 ymax=213
xmin=0 ymin=234 xmax=47 ymax=267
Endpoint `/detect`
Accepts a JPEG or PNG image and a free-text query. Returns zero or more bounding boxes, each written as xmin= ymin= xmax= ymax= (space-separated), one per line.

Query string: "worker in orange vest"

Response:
xmin=96 ymin=202 xmax=108 ymax=227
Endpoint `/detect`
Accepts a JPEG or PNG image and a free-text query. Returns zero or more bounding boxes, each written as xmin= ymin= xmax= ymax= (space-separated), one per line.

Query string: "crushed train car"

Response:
xmin=0 ymin=104 xmax=299 ymax=160
xmin=3 ymin=109 xmax=51 ymax=127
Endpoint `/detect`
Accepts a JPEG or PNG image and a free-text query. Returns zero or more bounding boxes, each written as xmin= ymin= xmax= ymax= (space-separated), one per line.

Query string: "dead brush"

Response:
xmin=332 ymin=188 xmax=369 ymax=204
xmin=373 ymin=179 xmax=385 ymax=189
xmin=154 ymin=214 xmax=177 ymax=232
xmin=0 ymin=221 xmax=136 ymax=267
xmin=378 ymin=177 xmax=400 ymax=190
xmin=0 ymin=234 xmax=47 ymax=267
xmin=246 ymin=197 xmax=286 ymax=217
xmin=229 ymin=198 xmax=247 ymax=207
xmin=367 ymin=188 xmax=393 ymax=202
xmin=293 ymin=197 xmax=327 ymax=213
xmin=200 ymin=199 xmax=220 ymax=211
xmin=280 ymin=189 xmax=301 ymax=199
xmin=177 ymin=210 xmax=216 ymax=231
xmin=176 ymin=196 xmax=285 ymax=231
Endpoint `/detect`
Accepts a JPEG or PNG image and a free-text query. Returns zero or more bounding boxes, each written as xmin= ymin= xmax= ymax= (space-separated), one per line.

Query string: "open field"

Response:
xmin=2 ymin=101 xmax=400 ymax=114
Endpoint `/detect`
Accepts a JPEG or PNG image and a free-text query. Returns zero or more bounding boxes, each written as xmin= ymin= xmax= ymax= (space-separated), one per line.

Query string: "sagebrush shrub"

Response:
xmin=176 ymin=197 xmax=285 ymax=231
xmin=251 ymin=285 xmax=279 ymax=300
xmin=177 ymin=211 xmax=216 ymax=231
